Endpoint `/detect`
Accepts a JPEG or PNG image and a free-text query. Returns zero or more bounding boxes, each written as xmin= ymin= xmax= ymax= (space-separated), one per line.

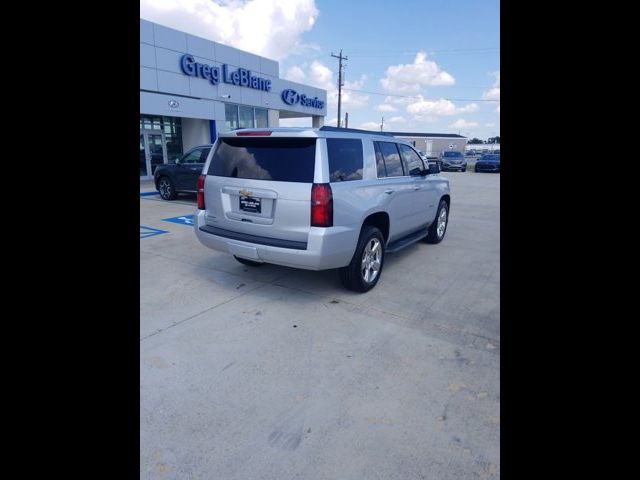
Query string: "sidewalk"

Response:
xmin=140 ymin=179 xmax=158 ymax=196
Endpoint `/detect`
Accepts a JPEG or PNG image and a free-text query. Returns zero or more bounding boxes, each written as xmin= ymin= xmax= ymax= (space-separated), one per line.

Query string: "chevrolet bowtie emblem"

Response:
xmin=239 ymin=189 xmax=252 ymax=197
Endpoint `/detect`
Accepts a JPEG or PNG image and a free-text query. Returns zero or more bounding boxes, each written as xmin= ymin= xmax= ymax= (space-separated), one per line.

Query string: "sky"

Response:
xmin=140 ymin=0 xmax=500 ymax=140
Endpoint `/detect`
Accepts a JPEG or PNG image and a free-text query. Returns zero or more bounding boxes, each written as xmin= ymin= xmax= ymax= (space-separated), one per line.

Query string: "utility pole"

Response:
xmin=331 ymin=50 xmax=347 ymax=128
xmin=381 ymin=116 xmax=384 ymax=132
xmin=345 ymin=112 xmax=349 ymax=128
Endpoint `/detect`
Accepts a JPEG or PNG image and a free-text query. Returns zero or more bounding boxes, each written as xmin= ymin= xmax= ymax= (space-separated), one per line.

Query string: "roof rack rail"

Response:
xmin=319 ymin=126 xmax=395 ymax=136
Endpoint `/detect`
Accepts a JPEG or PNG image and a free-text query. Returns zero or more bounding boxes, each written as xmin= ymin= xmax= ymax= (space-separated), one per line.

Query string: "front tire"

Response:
xmin=157 ymin=176 xmax=177 ymax=200
xmin=339 ymin=226 xmax=385 ymax=292
xmin=425 ymin=200 xmax=449 ymax=244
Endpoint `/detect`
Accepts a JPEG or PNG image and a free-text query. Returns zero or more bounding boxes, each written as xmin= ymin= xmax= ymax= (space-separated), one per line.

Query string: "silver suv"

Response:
xmin=194 ymin=127 xmax=451 ymax=292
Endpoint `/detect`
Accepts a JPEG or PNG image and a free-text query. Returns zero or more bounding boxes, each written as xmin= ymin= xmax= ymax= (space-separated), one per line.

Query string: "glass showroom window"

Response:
xmin=224 ymin=104 xmax=269 ymax=130
xmin=162 ymin=116 xmax=183 ymax=163
xmin=225 ymin=104 xmax=239 ymax=130
xmin=139 ymin=115 xmax=183 ymax=163
xmin=238 ymin=105 xmax=254 ymax=129
xmin=255 ymin=108 xmax=268 ymax=128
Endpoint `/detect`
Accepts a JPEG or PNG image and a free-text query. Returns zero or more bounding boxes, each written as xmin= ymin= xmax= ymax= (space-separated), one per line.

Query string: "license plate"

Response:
xmin=239 ymin=196 xmax=261 ymax=213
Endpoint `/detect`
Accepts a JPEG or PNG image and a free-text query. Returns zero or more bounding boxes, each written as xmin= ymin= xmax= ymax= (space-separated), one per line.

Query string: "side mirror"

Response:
xmin=428 ymin=161 xmax=440 ymax=174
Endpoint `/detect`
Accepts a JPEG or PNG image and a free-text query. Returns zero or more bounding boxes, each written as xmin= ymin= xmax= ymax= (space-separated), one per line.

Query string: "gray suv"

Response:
xmin=194 ymin=126 xmax=451 ymax=292
xmin=440 ymin=151 xmax=467 ymax=172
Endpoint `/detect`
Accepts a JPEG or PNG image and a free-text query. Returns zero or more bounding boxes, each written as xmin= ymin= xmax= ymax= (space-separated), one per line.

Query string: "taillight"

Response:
xmin=197 ymin=175 xmax=206 ymax=210
xmin=311 ymin=183 xmax=333 ymax=227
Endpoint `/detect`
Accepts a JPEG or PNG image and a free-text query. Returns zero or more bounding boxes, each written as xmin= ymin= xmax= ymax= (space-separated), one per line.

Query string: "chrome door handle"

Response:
xmin=384 ymin=189 xmax=394 ymax=195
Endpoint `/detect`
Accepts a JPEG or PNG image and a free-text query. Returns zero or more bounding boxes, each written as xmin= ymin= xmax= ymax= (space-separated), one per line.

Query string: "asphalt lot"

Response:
xmin=140 ymin=170 xmax=500 ymax=479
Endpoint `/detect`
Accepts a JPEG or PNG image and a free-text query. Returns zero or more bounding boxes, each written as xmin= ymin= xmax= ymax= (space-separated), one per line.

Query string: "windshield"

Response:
xmin=443 ymin=151 xmax=463 ymax=158
xmin=482 ymin=155 xmax=500 ymax=161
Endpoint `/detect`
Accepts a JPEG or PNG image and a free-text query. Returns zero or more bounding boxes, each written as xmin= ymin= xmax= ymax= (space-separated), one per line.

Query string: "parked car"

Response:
xmin=475 ymin=154 xmax=501 ymax=173
xmin=194 ymin=126 xmax=451 ymax=292
xmin=154 ymin=145 xmax=213 ymax=200
xmin=440 ymin=151 xmax=467 ymax=172
xmin=465 ymin=149 xmax=476 ymax=156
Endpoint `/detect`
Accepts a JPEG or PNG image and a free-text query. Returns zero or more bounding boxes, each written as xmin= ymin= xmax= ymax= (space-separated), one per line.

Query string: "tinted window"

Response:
xmin=208 ymin=138 xmax=316 ymax=182
xmin=181 ymin=148 xmax=204 ymax=164
xmin=374 ymin=142 xmax=387 ymax=178
xmin=398 ymin=144 xmax=425 ymax=176
xmin=443 ymin=151 xmax=463 ymax=158
xmin=377 ymin=142 xmax=404 ymax=177
xmin=327 ymin=138 xmax=363 ymax=182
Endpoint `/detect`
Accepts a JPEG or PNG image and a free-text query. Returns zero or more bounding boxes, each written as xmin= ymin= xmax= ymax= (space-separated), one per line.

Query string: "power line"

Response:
xmin=345 ymin=47 xmax=499 ymax=57
xmin=342 ymin=87 xmax=500 ymax=102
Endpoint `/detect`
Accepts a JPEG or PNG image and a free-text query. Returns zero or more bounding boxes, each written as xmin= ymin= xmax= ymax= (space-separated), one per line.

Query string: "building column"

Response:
xmin=312 ymin=115 xmax=324 ymax=128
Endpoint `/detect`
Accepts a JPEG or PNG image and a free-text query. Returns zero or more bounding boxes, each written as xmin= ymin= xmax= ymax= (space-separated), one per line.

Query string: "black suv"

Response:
xmin=154 ymin=145 xmax=212 ymax=200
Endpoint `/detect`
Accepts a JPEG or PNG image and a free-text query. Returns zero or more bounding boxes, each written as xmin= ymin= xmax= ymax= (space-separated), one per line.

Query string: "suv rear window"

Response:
xmin=327 ymin=138 xmax=363 ymax=182
xmin=208 ymin=137 xmax=316 ymax=182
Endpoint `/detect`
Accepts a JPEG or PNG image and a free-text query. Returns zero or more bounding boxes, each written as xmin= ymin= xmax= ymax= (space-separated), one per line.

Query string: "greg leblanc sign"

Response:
xmin=181 ymin=54 xmax=271 ymax=91
xmin=179 ymin=54 xmax=324 ymax=110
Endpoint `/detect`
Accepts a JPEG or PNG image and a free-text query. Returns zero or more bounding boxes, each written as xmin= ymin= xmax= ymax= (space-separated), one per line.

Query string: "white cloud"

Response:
xmin=483 ymin=70 xmax=500 ymax=113
xmin=387 ymin=116 xmax=406 ymax=124
xmin=485 ymin=122 xmax=496 ymax=128
xmin=384 ymin=95 xmax=415 ymax=106
xmin=284 ymin=65 xmax=307 ymax=83
xmin=380 ymin=52 xmax=455 ymax=93
xmin=140 ymin=0 xmax=319 ymax=61
xmin=406 ymin=97 xmax=478 ymax=120
xmin=288 ymin=60 xmax=369 ymax=110
xmin=458 ymin=103 xmax=479 ymax=113
xmin=449 ymin=119 xmax=479 ymax=129
xmin=360 ymin=121 xmax=382 ymax=130
xmin=375 ymin=104 xmax=398 ymax=112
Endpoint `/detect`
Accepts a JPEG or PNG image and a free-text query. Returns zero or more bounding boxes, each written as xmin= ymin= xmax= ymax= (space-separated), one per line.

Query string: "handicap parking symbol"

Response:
xmin=162 ymin=215 xmax=195 ymax=226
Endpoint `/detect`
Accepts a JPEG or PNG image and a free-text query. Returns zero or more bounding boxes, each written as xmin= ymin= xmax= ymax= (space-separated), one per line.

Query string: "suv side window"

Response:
xmin=327 ymin=138 xmax=363 ymax=182
xmin=376 ymin=141 xmax=405 ymax=177
xmin=398 ymin=144 xmax=425 ymax=176
xmin=373 ymin=142 xmax=387 ymax=178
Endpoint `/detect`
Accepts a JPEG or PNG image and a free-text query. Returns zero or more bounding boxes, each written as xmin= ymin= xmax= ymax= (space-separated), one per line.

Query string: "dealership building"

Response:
xmin=140 ymin=19 xmax=327 ymax=179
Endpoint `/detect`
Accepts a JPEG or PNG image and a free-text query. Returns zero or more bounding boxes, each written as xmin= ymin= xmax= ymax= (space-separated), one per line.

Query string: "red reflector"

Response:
xmin=197 ymin=175 xmax=206 ymax=210
xmin=311 ymin=183 xmax=333 ymax=227
xmin=236 ymin=131 xmax=272 ymax=136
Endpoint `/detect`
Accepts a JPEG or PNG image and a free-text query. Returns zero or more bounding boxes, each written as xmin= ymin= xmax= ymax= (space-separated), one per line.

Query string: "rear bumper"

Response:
xmin=194 ymin=210 xmax=358 ymax=270
xmin=442 ymin=164 xmax=466 ymax=171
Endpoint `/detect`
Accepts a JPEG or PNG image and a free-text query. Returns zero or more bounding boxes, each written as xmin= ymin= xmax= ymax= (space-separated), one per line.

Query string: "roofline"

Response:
xmin=386 ymin=131 xmax=467 ymax=139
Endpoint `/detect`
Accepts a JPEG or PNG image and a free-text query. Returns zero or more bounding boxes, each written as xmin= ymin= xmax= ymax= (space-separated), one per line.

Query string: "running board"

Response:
xmin=385 ymin=227 xmax=429 ymax=253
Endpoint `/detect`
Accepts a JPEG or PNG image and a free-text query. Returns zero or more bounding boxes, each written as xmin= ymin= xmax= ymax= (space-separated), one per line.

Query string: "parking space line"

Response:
xmin=140 ymin=225 xmax=169 ymax=239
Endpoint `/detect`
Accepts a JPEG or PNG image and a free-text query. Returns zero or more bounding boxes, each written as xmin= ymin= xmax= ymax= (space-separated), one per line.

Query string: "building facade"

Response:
xmin=387 ymin=132 xmax=468 ymax=158
xmin=140 ymin=19 xmax=327 ymax=179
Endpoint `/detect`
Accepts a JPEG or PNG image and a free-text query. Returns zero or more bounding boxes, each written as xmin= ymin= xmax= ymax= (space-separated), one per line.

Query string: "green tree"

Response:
xmin=468 ymin=138 xmax=483 ymax=144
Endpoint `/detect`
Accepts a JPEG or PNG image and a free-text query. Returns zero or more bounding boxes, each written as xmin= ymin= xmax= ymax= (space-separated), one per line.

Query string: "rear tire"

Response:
xmin=157 ymin=176 xmax=177 ymax=200
xmin=339 ymin=226 xmax=385 ymax=292
xmin=425 ymin=199 xmax=449 ymax=244
xmin=234 ymin=256 xmax=264 ymax=267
